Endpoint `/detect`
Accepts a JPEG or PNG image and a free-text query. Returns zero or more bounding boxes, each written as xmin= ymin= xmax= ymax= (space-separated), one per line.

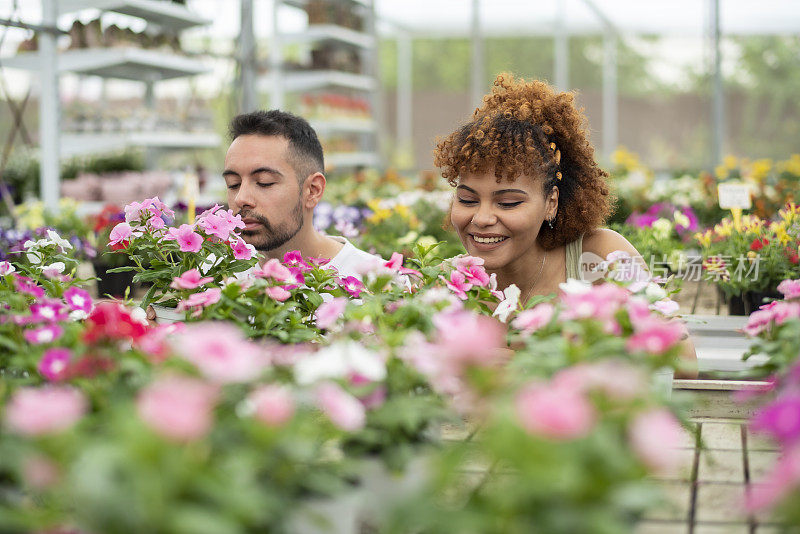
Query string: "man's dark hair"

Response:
xmin=228 ymin=109 xmax=324 ymax=180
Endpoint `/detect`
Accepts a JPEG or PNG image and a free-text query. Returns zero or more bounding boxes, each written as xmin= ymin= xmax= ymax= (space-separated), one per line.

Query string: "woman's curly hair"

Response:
xmin=434 ymin=73 xmax=613 ymax=250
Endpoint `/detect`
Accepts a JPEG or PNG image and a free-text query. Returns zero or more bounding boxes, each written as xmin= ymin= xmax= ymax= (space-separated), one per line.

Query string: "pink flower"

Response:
xmin=165 ymin=224 xmax=203 ymax=253
xmin=4 ymin=386 xmax=87 ymax=436
xmin=135 ymin=322 xmax=184 ymax=363
xmin=432 ymin=308 xmax=506 ymax=370
xmin=124 ymin=200 xmax=144 ymax=222
xmin=136 ymin=375 xmax=218 ymax=442
xmin=198 ymin=211 xmax=234 ymax=241
xmin=553 ymin=360 xmax=647 ymax=401
xmin=440 ymin=270 xmax=473 ymax=300
xmin=231 ymin=237 xmax=256 ymax=260
xmin=30 ymin=299 xmax=68 ymax=323
xmin=626 ymin=297 xmax=653 ymax=323
xmin=561 ymin=282 xmax=629 ymax=322
xmin=778 ymin=279 xmax=800 ymax=300
xmin=745 ymin=444 xmax=800 ymax=513
xmin=254 ymin=258 xmax=295 ymax=283
xmin=283 ymin=250 xmax=312 ymax=272
xmin=170 ymin=268 xmax=213 ymax=290
xmin=384 ymin=252 xmax=422 ymax=277
xmin=315 ymin=382 xmax=366 ymax=431
xmin=15 ymin=276 xmax=44 ymax=298
xmin=37 ymin=347 xmax=71 ymax=381
xmin=0 ymin=261 xmax=15 ymax=275
xmin=629 ymin=408 xmax=685 ymax=475
xmin=108 ymin=222 xmax=132 ymax=246
xmin=173 ymin=323 xmax=269 ymax=383
xmin=626 ymin=316 xmax=685 ymax=355
xmin=512 ymin=303 xmax=555 ymax=333
xmin=651 ymin=299 xmax=680 ymax=316
xmin=22 ymin=454 xmax=60 ymax=490
xmin=25 ymin=324 xmax=64 ymax=345
xmin=316 ymin=297 xmax=347 ymax=330
xmin=63 ymin=287 xmax=93 ymax=314
xmin=148 ymin=216 xmax=165 ymax=230
xmin=40 ymin=263 xmax=65 ymax=278
xmin=176 ymin=287 xmax=222 ymax=314
xmin=454 ymin=256 xmax=491 ymax=287
xmin=265 ymin=285 xmax=291 ymax=302
xmin=515 ymin=381 xmax=596 ymax=440
xmin=248 ymin=385 xmax=295 ymax=427
xmin=340 ymin=276 xmax=365 ymax=298
xmin=750 ymin=395 xmax=800 ymax=447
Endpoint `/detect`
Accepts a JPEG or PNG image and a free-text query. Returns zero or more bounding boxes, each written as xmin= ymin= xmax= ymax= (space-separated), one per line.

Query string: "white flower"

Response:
xmin=69 ymin=310 xmax=89 ymax=321
xmin=0 ymin=261 xmax=15 ymax=275
xmin=645 ymin=282 xmax=667 ymax=301
xmin=26 ymin=251 xmax=43 ymax=265
xmin=559 ymin=278 xmax=592 ymax=295
xmin=199 ymin=253 xmax=223 ymax=275
xmin=294 ymin=341 xmax=385 ymax=385
xmin=652 ymin=218 xmax=673 ymax=240
xmin=46 ymin=229 xmax=73 ymax=251
xmin=493 ymin=284 xmax=520 ymax=323
xmin=672 ymin=210 xmax=690 ymax=229
xmin=130 ymin=306 xmax=149 ymax=325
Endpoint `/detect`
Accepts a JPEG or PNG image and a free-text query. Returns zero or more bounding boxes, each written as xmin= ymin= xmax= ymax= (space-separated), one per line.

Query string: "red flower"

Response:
xmin=110 ymin=240 xmax=128 ymax=251
xmin=788 ymin=250 xmax=799 ymax=265
xmin=67 ymin=353 xmax=116 ymax=379
xmin=750 ymin=238 xmax=769 ymax=251
xmin=83 ymin=302 xmax=147 ymax=344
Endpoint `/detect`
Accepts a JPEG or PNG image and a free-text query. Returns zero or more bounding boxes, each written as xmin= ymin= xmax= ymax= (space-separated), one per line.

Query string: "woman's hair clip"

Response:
xmin=556 ymin=171 xmax=563 ymax=181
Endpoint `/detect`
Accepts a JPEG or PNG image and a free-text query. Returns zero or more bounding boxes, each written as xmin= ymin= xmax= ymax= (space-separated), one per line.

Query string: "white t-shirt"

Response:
xmin=326 ymin=236 xmax=383 ymax=279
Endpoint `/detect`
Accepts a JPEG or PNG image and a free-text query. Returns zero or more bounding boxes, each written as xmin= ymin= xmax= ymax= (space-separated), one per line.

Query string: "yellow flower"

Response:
xmin=694 ymin=231 xmax=712 ymax=248
xmin=715 ymin=165 xmax=729 ymax=180
xmin=367 ymin=208 xmax=392 ymax=224
xmin=723 ymin=154 xmax=738 ymax=170
xmin=747 ymin=250 xmax=757 ymax=261
xmin=751 ymin=159 xmax=772 ymax=182
xmin=774 ymin=224 xmax=790 ymax=246
xmin=714 ymin=219 xmax=733 ymax=237
xmin=394 ymin=204 xmax=411 ymax=220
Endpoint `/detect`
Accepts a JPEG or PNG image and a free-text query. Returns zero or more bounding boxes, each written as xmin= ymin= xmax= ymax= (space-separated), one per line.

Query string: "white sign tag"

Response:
xmin=717 ymin=183 xmax=752 ymax=210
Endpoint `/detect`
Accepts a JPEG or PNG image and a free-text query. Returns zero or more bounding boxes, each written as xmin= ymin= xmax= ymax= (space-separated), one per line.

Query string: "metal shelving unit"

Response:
xmin=3 ymin=0 xmax=220 ymax=209
xmin=265 ymin=0 xmax=381 ymax=172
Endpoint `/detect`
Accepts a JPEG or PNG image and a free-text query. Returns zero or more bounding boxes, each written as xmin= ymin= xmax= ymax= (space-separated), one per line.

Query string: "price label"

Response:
xmin=717 ymin=183 xmax=752 ymax=210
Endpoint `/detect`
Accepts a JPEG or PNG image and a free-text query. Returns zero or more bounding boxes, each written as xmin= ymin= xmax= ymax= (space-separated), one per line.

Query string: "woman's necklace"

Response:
xmin=521 ymin=250 xmax=547 ymax=305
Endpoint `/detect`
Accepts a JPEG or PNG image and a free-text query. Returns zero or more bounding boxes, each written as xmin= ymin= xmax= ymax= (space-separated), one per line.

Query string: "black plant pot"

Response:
xmin=92 ymin=260 xmax=136 ymax=298
xmin=726 ymin=289 xmax=782 ymax=316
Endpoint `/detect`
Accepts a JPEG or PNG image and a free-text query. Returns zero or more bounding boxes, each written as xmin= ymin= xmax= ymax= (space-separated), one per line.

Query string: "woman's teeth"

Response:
xmin=473 ymin=236 xmax=507 ymax=244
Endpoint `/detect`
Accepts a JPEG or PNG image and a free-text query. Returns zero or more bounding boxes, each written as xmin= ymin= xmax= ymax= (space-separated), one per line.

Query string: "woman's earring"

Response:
xmin=547 ymin=218 xmax=554 ymax=229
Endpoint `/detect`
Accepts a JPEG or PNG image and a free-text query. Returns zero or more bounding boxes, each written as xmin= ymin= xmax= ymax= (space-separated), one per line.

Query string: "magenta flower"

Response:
xmin=315 ymin=382 xmax=366 ymax=431
xmin=440 ymin=270 xmax=473 ymax=300
xmin=778 ymin=279 xmax=800 ymax=300
xmin=165 ymin=224 xmax=203 ymax=253
xmin=30 ymin=299 xmax=68 ymax=323
xmin=628 ymin=408 xmax=684 ymax=475
xmin=63 ymin=287 xmax=93 ymax=314
xmin=15 ymin=276 xmax=45 ymax=299
xmin=340 ymin=276 xmax=365 ymax=298
xmin=283 ymin=250 xmax=312 ymax=272
xmin=173 ymin=323 xmax=269 ymax=383
xmin=253 ymin=258 xmax=295 ymax=283
xmin=108 ymin=222 xmax=133 ymax=246
xmin=745 ymin=445 xmax=800 ymax=513
xmin=316 ymin=297 xmax=347 ymax=330
xmin=199 ymin=211 xmax=234 ymax=241
xmin=231 ymin=237 xmax=256 ymax=260
xmin=265 ymin=285 xmax=291 ymax=302
xmin=4 ymin=386 xmax=87 ymax=436
xmin=171 ymin=268 xmax=213 ymax=290
xmin=148 ymin=216 xmax=165 ymax=230
xmin=248 ymin=385 xmax=295 ymax=427
xmin=136 ymin=375 xmax=218 ymax=442
xmin=0 ymin=261 xmax=15 ymax=276
xmin=37 ymin=347 xmax=71 ymax=381
xmin=515 ymin=381 xmax=596 ymax=440
xmin=25 ymin=324 xmax=64 ymax=345
xmin=626 ymin=316 xmax=685 ymax=355
xmin=751 ymin=395 xmax=800 ymax=447
xmin=176 ymin=287 xmax=222 ymax=314
xmin=384 ymin=252 xmax=423 ymax=278
xmin=512 ymin=303 xmax=555 ymax=334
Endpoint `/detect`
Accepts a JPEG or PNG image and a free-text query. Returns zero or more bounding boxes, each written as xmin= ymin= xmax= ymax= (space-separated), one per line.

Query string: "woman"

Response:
xmin=434 ymin=73 xmax=697 ymax=374
xmin=436 ymin=73 xmax=642 ymax=300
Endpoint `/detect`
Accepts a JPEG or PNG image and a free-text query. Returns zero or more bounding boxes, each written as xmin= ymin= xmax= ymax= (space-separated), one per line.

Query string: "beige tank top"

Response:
xmin=564 ymin=234 xmax=584 ymax=281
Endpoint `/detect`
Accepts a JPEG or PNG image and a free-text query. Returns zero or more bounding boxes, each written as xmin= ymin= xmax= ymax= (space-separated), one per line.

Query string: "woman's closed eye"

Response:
xmin=457 ymin=197 xmax=478 ymax=205
xmin=498 ymin=201 xmax=522 ymax=208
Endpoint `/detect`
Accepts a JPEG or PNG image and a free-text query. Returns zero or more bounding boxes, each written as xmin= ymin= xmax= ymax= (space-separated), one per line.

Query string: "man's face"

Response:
xmin=223 ymin=135 xmax=305 ymax=252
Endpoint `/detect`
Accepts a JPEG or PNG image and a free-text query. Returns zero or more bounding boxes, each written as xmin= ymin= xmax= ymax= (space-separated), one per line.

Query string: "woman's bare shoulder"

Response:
xmin=582 ymin=228 xmax=642 ymax=259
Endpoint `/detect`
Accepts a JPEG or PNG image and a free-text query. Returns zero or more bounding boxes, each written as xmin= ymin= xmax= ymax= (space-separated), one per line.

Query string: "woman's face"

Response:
xmin=451 ymin=172 xmax=558 ymax=271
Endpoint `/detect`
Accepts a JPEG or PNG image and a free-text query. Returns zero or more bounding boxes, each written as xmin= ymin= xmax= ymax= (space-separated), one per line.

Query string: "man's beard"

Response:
xmin=239 ymin=199 xmax=304 ymax=252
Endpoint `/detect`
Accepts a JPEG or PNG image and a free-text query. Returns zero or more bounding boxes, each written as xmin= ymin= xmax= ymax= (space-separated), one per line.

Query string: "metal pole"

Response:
xmin=240 ymin=0 xmax=256 ymax=112
xmin=365 ymin=0 xmax=382 ymax=166
xmin=397 ymin=33 xmax=412 ymax=165
xmin=269 ymin=0 xmax=284 ymax=110
xmin=554 ymin=0 xmax=568 ymax=91
xmin=602 ymin=33 xmax=618 ymax=162
xmin=469 ymin=0 xmax=484 ymax=110
xmin=39 ymin=0 xmax=59 ymax=211
xmin=710 ymin=0 xmax=724 ymax=168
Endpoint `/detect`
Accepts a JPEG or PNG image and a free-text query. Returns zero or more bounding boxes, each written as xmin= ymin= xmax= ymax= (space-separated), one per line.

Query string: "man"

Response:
xmin=223 ymin=109 xmax=379 ymax=276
